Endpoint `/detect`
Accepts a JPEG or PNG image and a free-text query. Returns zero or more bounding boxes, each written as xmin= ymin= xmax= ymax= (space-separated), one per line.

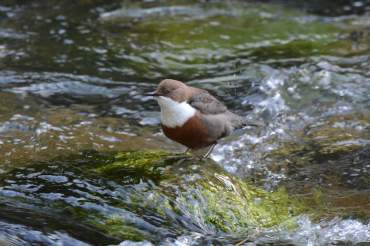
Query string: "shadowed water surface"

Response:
xmin=0 ymin=0 xmax=369 ymax=245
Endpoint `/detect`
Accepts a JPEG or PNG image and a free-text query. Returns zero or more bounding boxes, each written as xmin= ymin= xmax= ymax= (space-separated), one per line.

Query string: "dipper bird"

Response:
xmin=151 ymin=79 xmax=246 ymax=158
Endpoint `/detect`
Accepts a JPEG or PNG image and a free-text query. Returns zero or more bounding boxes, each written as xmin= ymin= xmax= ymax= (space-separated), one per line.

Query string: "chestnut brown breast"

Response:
xmin=161 ymin=115 xmax=215 ymax=149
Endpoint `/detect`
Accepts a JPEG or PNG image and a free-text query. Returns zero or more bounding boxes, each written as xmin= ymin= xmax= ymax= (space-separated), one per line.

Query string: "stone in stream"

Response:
xmin=0 ymin=150 xmax=313 ymax=244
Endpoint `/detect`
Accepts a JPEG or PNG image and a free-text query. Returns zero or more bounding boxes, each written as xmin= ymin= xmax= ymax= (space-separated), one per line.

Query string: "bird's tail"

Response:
xmin=228 ymin=112 xmax=263 ymax=129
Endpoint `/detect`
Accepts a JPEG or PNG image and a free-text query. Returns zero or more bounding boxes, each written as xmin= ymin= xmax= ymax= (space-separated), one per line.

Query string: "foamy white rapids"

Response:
xmin=118 ymin=217 xmax=370 ymax=246
xmin=279 ymin=216 xmax=370 ymax=246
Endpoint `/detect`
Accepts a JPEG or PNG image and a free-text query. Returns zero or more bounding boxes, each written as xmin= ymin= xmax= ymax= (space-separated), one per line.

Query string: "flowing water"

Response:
xmin=0 ymin=1 xmax=369 ymax=245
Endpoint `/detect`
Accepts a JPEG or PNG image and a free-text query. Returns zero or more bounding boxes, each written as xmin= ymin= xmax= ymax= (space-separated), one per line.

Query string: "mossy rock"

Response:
xmin=0 ymin=150 xmax=327 ymax=242
xmin=89 ymin=215 xmax=147 ymax=242
xmin=269 ymin=113 xmax=370 ymax=161
xmin=265 ymin=113 xmax=370 ymax=219
xmin=174 ymin=172 xmax=307 ymax=234
xmin=86 ymin=152 xmax=314 ymax=236
xmin=94 ymin=150 xmax=171 ymax=179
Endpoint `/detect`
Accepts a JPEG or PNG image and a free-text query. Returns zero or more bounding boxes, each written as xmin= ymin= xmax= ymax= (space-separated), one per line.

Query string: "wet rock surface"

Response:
xmin=0 ymin=0 xmax=369 ymax=245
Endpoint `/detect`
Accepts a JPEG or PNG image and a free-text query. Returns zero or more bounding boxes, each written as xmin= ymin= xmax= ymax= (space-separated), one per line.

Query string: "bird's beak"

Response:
xmin=146 ymin=90 xmax=160 ymax=97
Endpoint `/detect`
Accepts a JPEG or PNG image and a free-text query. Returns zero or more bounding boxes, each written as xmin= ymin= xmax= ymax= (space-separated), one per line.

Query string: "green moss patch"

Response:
xmin=90 ymin=215 xmax=146 ymax=242
xmin=93 ymin=150 xmax=174 ymax=182
xmin=175 ymin=171 xmax=308 ymax=234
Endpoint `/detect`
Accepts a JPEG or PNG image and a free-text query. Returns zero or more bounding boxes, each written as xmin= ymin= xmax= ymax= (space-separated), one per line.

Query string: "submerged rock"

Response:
xmin=267 ymin=113 xmax=370 ymax=219
xmin=0 ymin=150 xmax=314 ymax=244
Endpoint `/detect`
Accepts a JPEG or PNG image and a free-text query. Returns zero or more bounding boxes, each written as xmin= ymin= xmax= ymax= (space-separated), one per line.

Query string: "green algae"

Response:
xmin=93 ymin=150 xmax=180 ymax=183
xmin=102 ymin=2 xmax=342 ymax=59
xmin=95 ymin=151 xmax=169 ymax=174
xmin=90 ymin=215 xmax=146 ymax=242
xmin=65 ymin=206 xmax=146 ymax=242
xmin=174 ymin=171 xmax=308 ymax=234
xmin=99 ymin=2 xmax=369 ymax=82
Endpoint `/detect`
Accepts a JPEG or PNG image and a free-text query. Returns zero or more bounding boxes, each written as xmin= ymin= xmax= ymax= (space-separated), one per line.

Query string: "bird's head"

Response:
xmin=152 ymin=79 xmax=188 ymax=103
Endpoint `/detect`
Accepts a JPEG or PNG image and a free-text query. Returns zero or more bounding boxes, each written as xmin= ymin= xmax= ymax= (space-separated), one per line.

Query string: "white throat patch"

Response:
xmin=157 ymin=96 xmax=196 ymax=128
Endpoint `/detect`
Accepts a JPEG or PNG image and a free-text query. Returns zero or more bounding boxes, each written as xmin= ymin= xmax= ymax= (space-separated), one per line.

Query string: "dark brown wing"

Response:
xmin=189 ymin=92 xmax=227 ymax=114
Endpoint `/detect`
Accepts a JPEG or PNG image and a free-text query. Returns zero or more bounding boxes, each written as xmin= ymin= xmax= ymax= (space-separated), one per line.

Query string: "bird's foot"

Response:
xmin=201 ymin=144 xmax=216 ymax=160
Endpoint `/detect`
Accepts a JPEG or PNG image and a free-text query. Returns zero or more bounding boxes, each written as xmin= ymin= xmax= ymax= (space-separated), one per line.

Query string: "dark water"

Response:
xmin=0 ymin=0 xmax=369 ymax=245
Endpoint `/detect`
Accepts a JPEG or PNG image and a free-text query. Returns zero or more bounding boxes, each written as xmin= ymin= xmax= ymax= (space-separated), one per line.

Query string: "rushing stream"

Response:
xmin=0 ymin=1 xmax=369 ymax=245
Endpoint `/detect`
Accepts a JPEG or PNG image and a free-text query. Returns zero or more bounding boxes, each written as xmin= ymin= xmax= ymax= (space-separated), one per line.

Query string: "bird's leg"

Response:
xmin=202 ymin=144 xmax=216 ymax=159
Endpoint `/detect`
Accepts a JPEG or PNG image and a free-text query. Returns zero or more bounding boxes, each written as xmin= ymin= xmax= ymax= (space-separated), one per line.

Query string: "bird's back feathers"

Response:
xmin=189 ymin=92 xmax=228 ymax=115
